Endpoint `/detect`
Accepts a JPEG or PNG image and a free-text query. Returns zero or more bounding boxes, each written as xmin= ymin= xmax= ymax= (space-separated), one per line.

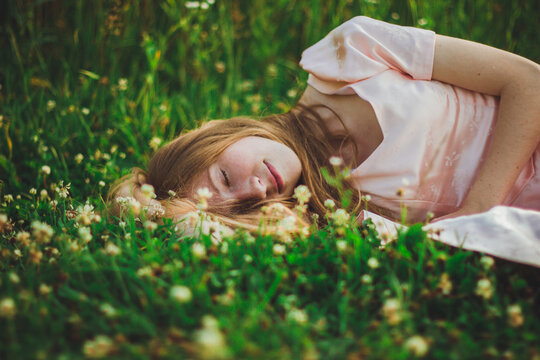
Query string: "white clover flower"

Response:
xmin=104 ymin=243 xmax=121 ymax=256
xmin=39 ymin=284 xmax=52 ymax=296
xmin=83 ymin=335 xmax=114 ymax=358
xmin=46 ymin=100 xmax=56 ymax=112
xmin=29 ymin=188 xmax=37 ymax=195
xmin=475 ymin=278 xmax=493 ymax=300
xmin=0 ymin=298 xmax=16 ymax=318
xmin=78 ymin=227 xmax=92 ymax=244
xmin=168 ymin=190 xmax=177 ymax=197
xmin=141 ymin=184 xmax=156 ymax=199
xmin=404 ymin=335 xmax=429 ymax=357
xmin=207 ymin=0 xmax=215 ymax=4
xmin=197 ymin=187 xmax=213 ymax=201
xmin=324 ymin=199 xmax=336 ymax=209
xmin=40 ymin=189 xmax=49 ymax=200
xmin=507 ymin=304 xmax=524 ymax=327
xmin=367 ymin=257 xmax=379 ymax=269
xmin=361 ymin=274 xmax=372 ymax=284
xmin=329 ymin=156 xmax=343 ymax=166
xmin=293 ymin=185 xmax=311 ymax=205
xmin=192 ymin=242 xmax=206 ymax=259
xmin=480 ymin=256 xmax=495 ymax=270
xmin=438 ymin=273 xmax=452 ymax=295
xmin=81 ymin=107 xmax=90 ymax=115
xmin=170 ymin=285 xmax=193 ymax=303
xmin=194 ymin=315 xmax=227 ymax=359
xmin=185 ymin=1 xmax=200 ymax=9
xmin=382 ymin=298 xmax=402 ymax=325
xmin=336 ymin=240 xmax=347 ymax=252
xmin=149 ymin=137 xmax=162 ymax=151
xmin=41 ymin=165 xmax=51 ymax=175
xmin=417 ymin=18 xmax=428 ymax=26
xmin=243 ymin=254 xmax=253 ymax=263
xmin=31 ymin=221 xmax=54 ymax=244
xmin=100 ymin=303 xmax=117 ymax=318
xmin=289 ymin=308 xmax=308 ymax=324
xmin=9 ymin=272 xmax=20 ymax=284
xmin=331 ymin=209 xmax=350 ymax=227
xmin=118 ymin=221 xmax=126 ymax=228
xmin=144 ymin=221 xmax=157 ymax=232
xmin=200 ymin=2 xmax=209 ymax=9
xmin=3 ymin=194 xmax=13 ymax=204
xmin=74 ymin=153 xmax=84 ymax=164
xmin=361 ymin=194 xmax=371 ymax=202
xmin=98 ymin=181 xmax=105 ymax=187
xmin=273 ymin=243 xmax=286 ymax=255
xmin=118 ymin=78 xmax=128 ymax=91
xmin=115 ymin=196 xmax=141 ymax=216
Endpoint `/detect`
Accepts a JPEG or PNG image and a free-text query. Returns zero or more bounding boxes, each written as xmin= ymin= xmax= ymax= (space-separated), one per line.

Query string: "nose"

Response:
xmin=236 ymin=176 xmax=267 ymax=201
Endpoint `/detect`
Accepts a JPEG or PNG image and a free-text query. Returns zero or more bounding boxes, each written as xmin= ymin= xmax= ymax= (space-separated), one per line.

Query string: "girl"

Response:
xmin=110 ymin=16 xmax=540 ymax=264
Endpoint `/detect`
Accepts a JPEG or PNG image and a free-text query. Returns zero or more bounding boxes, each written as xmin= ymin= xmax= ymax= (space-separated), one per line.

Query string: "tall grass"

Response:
xmin=1 ymin=0 xmax=540 ymax=359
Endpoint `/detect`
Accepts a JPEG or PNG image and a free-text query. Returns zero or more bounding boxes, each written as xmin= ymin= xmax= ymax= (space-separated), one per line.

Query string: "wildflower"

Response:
xmin=75 ymin=153 xmax=84 ymax=164
xmin=39 ymin=284 xmax=52 ymax=296
xmin=118 ymin=221 xmax=126 ymax=228
xmin=292 ymin=185 xmax=311 ymax=205
xmin=475 ymin=278 xmax=493 ymax=300
xmin=46 ymin=100 xmax=56 ymax=112
xmin=104 ymin=243 xmax=121 ymax=256
xmin=50 ymin=199 xmax=58 ymax=210
xmin=76 ymin=203 xmax=97 ymax=225
xmin=243 ymin=254 xmax=253 ymax=263
xmin=0 ymin=214 xmax=12 ymax=233
xmin=404 ymin=335 xmax=429 ymax=357
xmin=331 ymin=209 xmax=350 ymax=227
xmin=98 ymin=181 xmax=105 ymax=187
xmin=417 ymin=18 xmax=428 ymax=26
xmin=0 ymin=298 xmax=16 ymax=318
xmin=192 ymin=242 xmax=206 ymax=259
xmin=81 ymin=107 xmax=90 ymax=115
xmin=196 ymin=187 xmax=213 ymax=210
xmin=437 ymin=273 xmax=452 ymax=295
xmin=329 ymin=156 xmax=343 ymax=166
xmin=391 ymin=12 xmax=400 ymax=20
xmin=382 ymin=298 xmax=403 ymax=325
xmin=289 ymin=308 xmax=309 ymax=324
xmin=200 ymin=2 xmax=209 ymax=9
xmin=170 ymin=285 xmax=193 ymax=303
xmin=144 ymin=221 xmax=157 ymax=232
xmin=185 ymin=1 xmax=200 ymax=9
xmin=40 ymin=189 xmax=49 ymax=200
xmin=29 ymin=248 xmax=43 ymax=264
xmin=361 ymin=274 xmax=372 ymax=284
xmin=115 ymin=196 xmax=142 ymax=216
xmin=118 ymin=78 xmax=128 ymax=91
xmin=9 ymin=272 xmax=20 ymax=284
xmin=29 ymin=188 xmax=37 ymax=195
xmin=207 ymin=0 xmax=215 ymax=4
xmin=100 ymin=303 xmax=117 ymax=318
xmin=361 ymin=194 xmax=372 ymax=202
xmin=4 ymin=194 xmax=14 ymax=203
xmin=41 ymin=165 xmax=51 ymax=175
xmin=367 ymin=257 xmax=379 ymax=269
xmin=13 ymin=249 xmax=22 ymax=259
xmin=273 ymin=243 xmax=286 ymax=255
xmin=31 ymin=221 xmax=54 ymax=244
xmin=83 ymin=335 xmax=115 ymax=358
xmin=194 ymin=315 xmax=227 ymax=360
xmin=136 ymin=266 xmax=153 ymax=278
xmin=141 ymin=184 xmax=156 ymax=199
xmin=168 ymin=190 xmax=176 ymax=198
xmin=55 ymin=181 xmax=71 ymax=198
xmin=336 ymin=240 xmax=347 ymax=252
xmin=149 ymin=137 xmax=162 ymax=151
xmin=324 ymin=199 xmax=335 ymax=209
xmin=78 ymin=227 xmax=92 ymax=243
xmin=480 ymin=256 xmax=495 ymax=270
xmin=507 ymin=304 xmax=524 ymax=327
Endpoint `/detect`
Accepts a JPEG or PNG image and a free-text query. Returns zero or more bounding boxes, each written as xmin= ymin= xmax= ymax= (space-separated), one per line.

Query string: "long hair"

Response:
xmin=108 ymin=104 xmax=362 ymax=230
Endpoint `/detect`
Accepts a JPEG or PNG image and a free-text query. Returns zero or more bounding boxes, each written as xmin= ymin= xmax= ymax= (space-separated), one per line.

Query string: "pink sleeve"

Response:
xmin=299 ymin=16 xmax=436 ymax=82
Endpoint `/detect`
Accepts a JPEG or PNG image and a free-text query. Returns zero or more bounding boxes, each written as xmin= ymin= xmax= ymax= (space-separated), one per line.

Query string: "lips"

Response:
xmin=264 ymin=161 xmax=283 ymax=194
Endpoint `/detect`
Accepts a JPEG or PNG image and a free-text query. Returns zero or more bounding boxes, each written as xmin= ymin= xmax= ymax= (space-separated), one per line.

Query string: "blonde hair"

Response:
xmin=108 ymin=105 xmax=362 ymax=231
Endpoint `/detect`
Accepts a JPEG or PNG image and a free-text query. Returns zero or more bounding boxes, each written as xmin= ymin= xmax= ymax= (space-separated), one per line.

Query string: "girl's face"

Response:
xmin=190 ymin=136 xmax=302 ymax=205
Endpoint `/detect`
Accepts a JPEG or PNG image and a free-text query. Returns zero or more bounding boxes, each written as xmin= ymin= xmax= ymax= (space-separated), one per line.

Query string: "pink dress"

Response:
xmin=299 ymin=16 xmax=540 ymax=223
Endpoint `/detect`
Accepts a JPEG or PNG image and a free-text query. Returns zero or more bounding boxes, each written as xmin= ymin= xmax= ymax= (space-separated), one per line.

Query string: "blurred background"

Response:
xmin=1 ymin=0 xmax=539 ymax=195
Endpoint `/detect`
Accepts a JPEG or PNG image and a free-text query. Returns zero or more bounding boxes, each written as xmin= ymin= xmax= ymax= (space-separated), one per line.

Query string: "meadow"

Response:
xmin=1 ymin=0 xmax=540 ymax=358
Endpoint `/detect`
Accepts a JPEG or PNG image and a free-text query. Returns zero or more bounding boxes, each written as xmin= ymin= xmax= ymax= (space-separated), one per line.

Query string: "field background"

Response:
xmin=1 ymin=0 xmax=540 ymax=359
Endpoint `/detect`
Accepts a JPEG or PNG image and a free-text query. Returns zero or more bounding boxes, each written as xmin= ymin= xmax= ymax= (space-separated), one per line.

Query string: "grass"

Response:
xmin=1 ymin=0 xmax=540 ymax=358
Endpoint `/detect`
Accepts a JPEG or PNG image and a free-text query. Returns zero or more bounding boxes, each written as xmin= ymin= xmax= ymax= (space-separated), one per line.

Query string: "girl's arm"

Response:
xmin=431 ymin=35 xmax=540 ymax=220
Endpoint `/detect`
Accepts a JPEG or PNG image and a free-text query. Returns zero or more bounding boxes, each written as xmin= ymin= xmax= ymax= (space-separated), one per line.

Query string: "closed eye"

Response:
xmin=221 ymin=169 xmax=230 ymax=187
